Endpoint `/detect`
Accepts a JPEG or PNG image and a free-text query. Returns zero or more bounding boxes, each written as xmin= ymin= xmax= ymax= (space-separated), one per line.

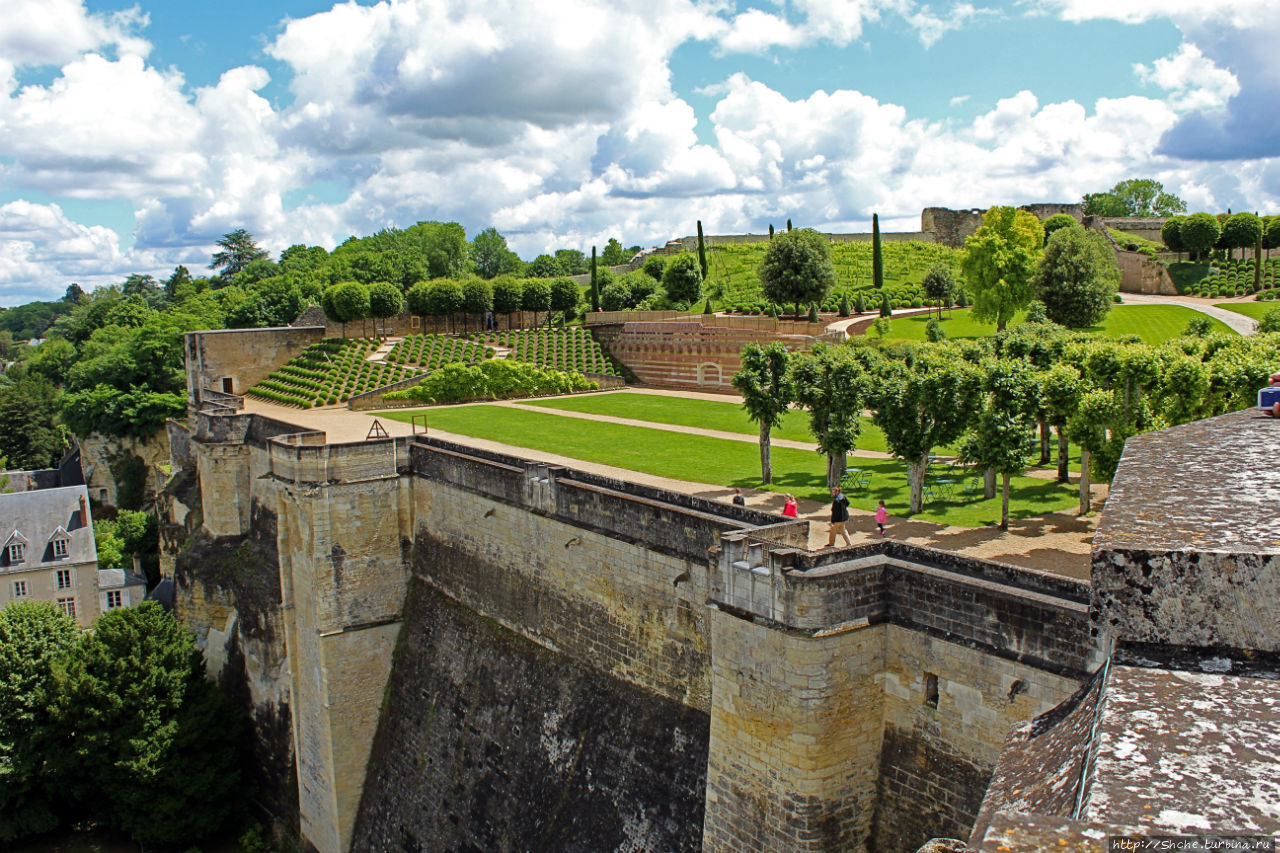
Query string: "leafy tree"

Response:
xmin=522 ymin=278 xmax=552 ymax=327
xmin=759 ymin=228 xmax=836 ymax=318
xmin=642 ymin=254 xmax=666 ymax=281
xmin=555 ymin=249 xmax=588 ymax=275
xmin=1034 ymin=224 xmax=1119 ymax=328
xmin=600 ymin=238 xmax=628 ymax=266
xmin=791 ymin=346 xmax=871 ymax=487
xmin=0 ymin=301 xmax=67 ymax=340
xmin=961 ymin=206 xmax=1043 ymax=332
xmin=921 ymin=265 xmax=955 ymax=319
xmin=526 ymin=254 xmax=563 ymax=278
xmin=1178 ymin=212 xmax=1221 ymax=261
xmin=63 ymin=282 xmax=87 ymax=304
xmin=969 ymin=358 xmax=1039 ymax=529
xmin=872 ymin=213 xmax=883 ymax=289
xmin=225 ymin=277 xmax=305 ymax=329
xmin=732 ymin=343 xmax=793 ymax=484
xmin=1066 ymin=388 xmax=1115 ymax=516
xmin=0 ymin=602 xmax=79 ymax=841
xmin=325 ymin=281 xmax=370 ymax=337
xmin=461 ymin=278 xmax=494 ymax=332
xmin=209 ymin=228 xmax=268 ymax=279
xmin=662 ymin=253 xmax=703 ymax=305
xmin=368 ymin=281 xmax=404 ymax=333
xmin=1265 ymin=216 xmax=1280 ymax=251
xmin=1258 ymin=309 xmax=1280 ymax=334
xmin=51 ymin=602 xmax=243 ymax=846
xmin=1081 ymin=192 xmax=1127 ymax=217
xmin=1039 ymin=363 xmax=1083 ymax=483
xmin=1041 ymin=213 xmax=1077 ymax=244
xmin=422 ymin=279 xmax=465 ymax=332
xmin=696 ymin=221 xmax=708 ymax=280
xmin=405 ymin=280 xmax=431 ymax=321
xmin=548 ymin=278 xmax=580 ymax=324
xmin=600 ymin=281 xmax=631 ymax=311
xmin=0 ymin=371 xmax=64 ymax=469
xmin=871 ymin=350 xmax=982 ymax=513
xmin=0 ymin=330 xmax=11 ymax=360
xmin=1161 ymin=217 xmax=1184 ymax=260
xmin=491 ymin=276 xmax=524 ymax=325
xmin=1221 ymin=212 xmax=1264 ymax=262
xmin=471 ymin=227 xmax=523 ymax=279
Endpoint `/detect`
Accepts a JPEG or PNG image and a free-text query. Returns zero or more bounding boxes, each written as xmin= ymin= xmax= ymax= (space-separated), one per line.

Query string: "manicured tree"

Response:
xmin=1034 ymin=225 xmax=1119 ymax=328
xmin=1039 ymin=363 xmax=1083 ymax=483
xmin=870 ymin=350 xmax=983 ymax=513
xmin=807 ymin=304 xmax=819 ymax=322
xmin=759 ymin=228 xmax=836 ymax=319
xmin=731 ymin=342 xmax=793 ymax=484
xmin=872 ymin=213 xmax=884 ymax=289
xmin=1066 ymin=389 xmax=1116 ymax=516
xmin=491 ymin=275 xmax=523 ymax=328
xmin=331 ymin=280 xmax=370 ymax=337
xmin=1041 ymin=213 xmax=1077 ymax=245
xmin=1256 ymin=224 xmax=1265 ymax=293
xmin=1222 ymin=212 xmax=1264 ymax=263
xmin=879 ymin=291 xmax=892 ymax=318
xmin=522 ymin=278 xmax=552 ymax=328
xmin=786 ymin=219 xmax=793 ymax=232
xmin=921 ymin=265 xmax=955 ymax=320
xmin=462 ymin=278 xmax=494 ymax=333
xmin=1266 ymin=216 xmax=1280 ymax=252
xmin=662 ymin=253 xmax=703 ymax=305
xmin=768 ymin=224 xmax=775 ymax=238
xmin=525 ymin=254 xmax=563 ymax=278
xmin=600 ymin=281 xmax=630 ymax=311
xmin=972 ymin=358 xmax=1040 ymax=529
xmin=423 ymin=278 xmax=464 ymax=333
xmin=704 ymin=298 xmax=715 ymax=315
xmin=1161 ymin=216 xmax=1184 ymax=261
xmin=961 ymin=206 xmax=1043 ymax=332
xmin=791 ymin=345 xmax=870 ymax=488
xmin=696 ymin=220 xmax=708 ymax=280
xmin=839 ymin=295 xmax=850 ymax=317
xmin=367 ymin=281 xmax=403 ymax=336
xmin=1180 ymin=212 xmax=1221 ymax=262
xmin=641 ymin=254 xmax=666 ymax=281
xmin=855 ymin=292 xmax=866 ymax=314
xmin=590 ymin=247 xmax=599 ymax=312
xmin=321 ymin=283 xmax=344 ymax=336
xmin=0 ymin=602 xmax=79 ymax=841
xmin=548 ymin=277 xmax=580 ymax=326
xmin=405 ymin=280 xmax=431 ymax=327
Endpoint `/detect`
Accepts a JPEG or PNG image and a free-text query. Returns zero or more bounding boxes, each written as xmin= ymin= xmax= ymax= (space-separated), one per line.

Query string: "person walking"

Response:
xmin=781 ymin=494 xmax=798 ymax=518
xmin=826 ymin=486 xmax=852 ymax=547
xmin=875 ymin=500 xmax=888 ymax=535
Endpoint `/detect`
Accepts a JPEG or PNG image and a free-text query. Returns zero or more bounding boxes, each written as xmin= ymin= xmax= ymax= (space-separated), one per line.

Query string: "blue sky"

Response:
xmin=1 ymin=0 xmax=1278 ymax=304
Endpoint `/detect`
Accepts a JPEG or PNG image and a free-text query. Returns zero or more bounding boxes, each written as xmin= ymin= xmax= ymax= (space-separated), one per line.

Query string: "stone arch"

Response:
xmin=697 ymin=362 xmax=723 ymax=387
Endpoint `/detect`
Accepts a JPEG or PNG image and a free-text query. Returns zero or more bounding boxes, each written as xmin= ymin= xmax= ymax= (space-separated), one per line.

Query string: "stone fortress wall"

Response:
xmin=171 ymin=348 xmax=1096 ymax=853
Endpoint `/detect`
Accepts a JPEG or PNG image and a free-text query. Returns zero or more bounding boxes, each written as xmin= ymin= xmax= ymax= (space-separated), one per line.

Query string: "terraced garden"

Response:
xmin=245 ymin=339 xmax=421 ymax=407
xmin=470 ymin=327 xmax=621 ymax=376
xmin=1172 ymin=257 xmax=1280 ymax=298
xmin=705 ymin=239 xmax=964 ymax=314
xmin=385 ymin=334 xmax=494 ymax=369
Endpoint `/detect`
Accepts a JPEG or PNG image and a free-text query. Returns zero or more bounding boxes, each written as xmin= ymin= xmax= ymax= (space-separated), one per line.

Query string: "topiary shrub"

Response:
xmin=808 ymin=304 xmax=819 ymax=322
xmin=925 ymin=318 xmax=946 ymax=342
xmin=855 ymin=293 xmax=866 ymax=314
xmin=839 ymin=295 xmax=850 ymax=317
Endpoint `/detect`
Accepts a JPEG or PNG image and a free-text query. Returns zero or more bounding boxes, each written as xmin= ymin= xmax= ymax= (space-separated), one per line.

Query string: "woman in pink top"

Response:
xmin=875 ymin=500 xmax=888 ymax=535
xmin=781 ymin=495 xmax=798 ymax=518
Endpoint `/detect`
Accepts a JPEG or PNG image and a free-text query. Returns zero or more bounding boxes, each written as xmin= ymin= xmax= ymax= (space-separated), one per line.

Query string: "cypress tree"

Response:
xmin=807 ymin=303 xmax=819 ymax=322
xmin=696 ymin=220 xmax=708 ymax=280
xmin=704 ymin=298 xmax=714 ymax=315
xmin=879 ymin=291 xmax=892 ymax=317
xmin=1257 ymin=213 xmax=1264 ymax=293
xmin=786 ymin=219 xmax=793 ymax=232
xmin=855 ymin=293 xmax=866 ymax=314
xmin=872 ymin=213 xmax=883 ymax=289
xmin=839 ymin=295 xmax=850 ymax=317
xmin=769 ymin=224 xmax=775 ymax=239
xmin=590 ymin=247 xmax=599 ymax=311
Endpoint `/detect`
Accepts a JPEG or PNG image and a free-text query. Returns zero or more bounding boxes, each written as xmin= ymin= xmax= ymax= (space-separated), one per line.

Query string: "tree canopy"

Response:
xmin=960 ymin=206 xmax=1043 ymax=332
xmin=471 ymin=228 xmax=523 ymax=279
xmin=662 ymin=253 xmax=703 ymax=305
xmin=209 ymin=229 xmax=268 ymax=279
xmin=731 ymin=343 xmax=793 ymax=484
xmin=1034 ymin=224 xmax=1119 ymax=329
xmin=759 ymin=228 xmax=836 ymax=316
xmin=1083 ymin=179 xmax=1186 ymax=217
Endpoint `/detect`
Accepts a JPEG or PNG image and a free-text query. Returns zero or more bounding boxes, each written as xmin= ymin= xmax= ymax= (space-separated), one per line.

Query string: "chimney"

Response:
xmin=79 ymin=494 xmax=88 ymax=527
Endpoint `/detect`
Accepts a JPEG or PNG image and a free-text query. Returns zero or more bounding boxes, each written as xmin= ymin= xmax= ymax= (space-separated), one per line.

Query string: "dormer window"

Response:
xmin=53 ymin=537 xmax=69 ymax=559
xmin=7 ymin=542 xmax=24 ymax=563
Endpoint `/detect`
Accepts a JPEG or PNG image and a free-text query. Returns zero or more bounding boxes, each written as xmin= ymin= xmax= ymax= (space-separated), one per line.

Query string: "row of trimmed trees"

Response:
xmin=1161 ymin=212 xmax=1280 ymax=263
xmin=734 ymin=321 xmax=1280 ymax=528
xmin=320 ymin=275 xmax=586 ymax=335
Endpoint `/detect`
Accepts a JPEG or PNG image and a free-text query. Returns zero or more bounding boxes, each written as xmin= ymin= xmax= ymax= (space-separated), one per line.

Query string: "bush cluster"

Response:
xmin=245 ymin=338 xmax=421 ymax=406
xmin=1181 ymin=257 xmax=1279 ymax=298
xmin=384 ymin=359 xmax=598 ymax=404
xmin=470 ymin=327 xmax=620 ymax=376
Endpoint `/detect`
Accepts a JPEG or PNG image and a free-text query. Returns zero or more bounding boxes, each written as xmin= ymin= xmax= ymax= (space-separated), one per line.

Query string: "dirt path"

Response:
xmin=241 ymin=393 xmax=1097 ymax=579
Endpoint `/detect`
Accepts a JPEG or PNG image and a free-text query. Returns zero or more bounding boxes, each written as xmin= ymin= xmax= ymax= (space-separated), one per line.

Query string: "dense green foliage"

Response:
xmin=662 ymin=253 xmax=704 ymax=305
xmin=386 ymin=334 xmax=493 ymax=369
xmin=1083 ymin=179 xmax=1186 ymax=217
xmin=1175 ymin=257 xmax=1280 ymax=297
xmin=759 ymin=228 xmax=837 ymax=316
xmin=471 ymin=327 xmax=619 ymax=375
xmin=246 ymin=338 xmax=421 ymax=406
xmin=0 ymin=602 xmax=245 ymax=846
xmin=731 ymin=343 xmax=793 ymax=484
xmin=961 ymin=207 xmax=1043 ymax=332
xmin=1034 ymin=224 xmax=1120 ymax=328
xmin=383 ymin=359 xmax=597 ymax=404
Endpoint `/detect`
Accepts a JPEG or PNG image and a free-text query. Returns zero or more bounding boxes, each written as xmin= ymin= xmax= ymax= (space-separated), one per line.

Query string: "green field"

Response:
xmin=879 ymin=304 xmax=1234 ymax=345
xmin=1217 ymin=302 xmax=1280 ymax=322
xmin=378 ymin=403 xmax=1077 ymax=526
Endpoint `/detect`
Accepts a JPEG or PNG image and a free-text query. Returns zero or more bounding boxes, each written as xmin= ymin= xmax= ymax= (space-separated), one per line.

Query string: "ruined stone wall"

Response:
xmin=78 ymin=429 xmax=171 ymax=510
xmin=1115 ymin=249 xmax=1177 ymax=295
xmin=921 ymin=208 xmax=984 ymax=248
xmin=185 ymin=327 xmax=325 ymax=409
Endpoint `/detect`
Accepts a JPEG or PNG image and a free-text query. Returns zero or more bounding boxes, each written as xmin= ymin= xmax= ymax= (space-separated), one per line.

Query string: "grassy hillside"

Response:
xmin=704 ymin=239 xmax=964 ymax=313
xmin=880 ymin=305 xmax=1235 ymax=345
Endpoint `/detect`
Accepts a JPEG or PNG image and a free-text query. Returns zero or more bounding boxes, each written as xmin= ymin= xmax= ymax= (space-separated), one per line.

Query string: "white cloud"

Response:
xmin=1135 ymin=43 xmax=1239 ymax=111
xmin=949 ymin=94 xmax=970 ymax=106
xmin=907 ymin=3 xmax=988 ymax=48
xmin=0 ymin=0 xmax=148 ymax=84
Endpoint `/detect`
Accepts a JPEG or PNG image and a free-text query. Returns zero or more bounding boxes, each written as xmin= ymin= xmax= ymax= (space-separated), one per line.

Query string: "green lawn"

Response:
xmin=880 ymin=304 xmax=1234 ymax=345
xmin=1217 ymin=302 xmax=1280 ymax=322
xmin=378 ymin=404 xmax=1077 ymax=526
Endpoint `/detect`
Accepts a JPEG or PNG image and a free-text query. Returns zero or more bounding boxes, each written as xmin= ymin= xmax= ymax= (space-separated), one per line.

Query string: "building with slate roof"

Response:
xmin=0 ymin=484 xmax=144 ymax=627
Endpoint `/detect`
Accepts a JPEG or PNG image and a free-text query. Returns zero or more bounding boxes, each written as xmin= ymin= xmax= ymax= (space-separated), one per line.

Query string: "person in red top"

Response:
xmin=781 ymin=494 xmax=798 ymax=518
